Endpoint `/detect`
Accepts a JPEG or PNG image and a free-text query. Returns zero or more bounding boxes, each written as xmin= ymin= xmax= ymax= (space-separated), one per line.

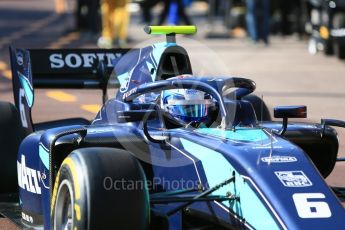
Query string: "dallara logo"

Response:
xmin=261 ymin=155 xmax=297 ymax=163
xmin=49 ymin=53 xmax=123 ymax=69
xmin=17 ymin=155 xmax=42 ymax=194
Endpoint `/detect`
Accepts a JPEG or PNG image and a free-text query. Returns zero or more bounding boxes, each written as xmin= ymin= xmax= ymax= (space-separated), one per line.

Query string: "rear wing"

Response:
xmin=9 ymin=47 xmax=129 ymax=134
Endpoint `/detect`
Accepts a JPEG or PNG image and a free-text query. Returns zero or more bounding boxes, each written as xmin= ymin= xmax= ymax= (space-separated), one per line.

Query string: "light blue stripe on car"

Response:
xmin=197 ymin=128 xmax=268 ymax=142
xmin=18 ymin=71 xmax=34 ymax=108
xmin=180 ymin=138 xmax=279 ymax=230
xmin=39 ymin=144 xmax=49 ymax=170
xmin=117 ymin=72 xmax=129 ymax=86
xmin=151 ymin=42 xmax=176 ymax=76
xmin=152 ymin=43 xmax=167 ymax=65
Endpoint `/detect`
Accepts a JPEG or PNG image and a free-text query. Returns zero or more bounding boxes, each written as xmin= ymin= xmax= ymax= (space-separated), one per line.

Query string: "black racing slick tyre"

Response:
xmin=0 ymin=101 xmax=25 ymax=194
xmin=51 ymin=147 xmax=150 ymax=230
xmin=333 ymin=13 xmax=345 ymax=59
xmin=242 ymin=94 xmax=271 ymax=121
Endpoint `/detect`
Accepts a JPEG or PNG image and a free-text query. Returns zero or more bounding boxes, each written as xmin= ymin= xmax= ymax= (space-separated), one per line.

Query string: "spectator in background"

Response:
xmin=55 ymin=0 xmax=67 ymax=14
xmin=76 ymin=0 xmax=100 ymax=33
xmin=246 ymin=0 xmax=270 ymax=44
xmin=140 ymin=0 xmax=161 ymax=24
xmin=158 ymin=0 xmax=193 ymax=25
xmin=98 ymin=0 xmax=130 ymax=48
xmin=279 ymin=0 xmax=304 ymax=37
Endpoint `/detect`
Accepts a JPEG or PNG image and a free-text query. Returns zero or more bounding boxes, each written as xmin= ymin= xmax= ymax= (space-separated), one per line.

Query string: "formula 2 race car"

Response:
xmin=0 ymin=26 xmax=345 ymax=229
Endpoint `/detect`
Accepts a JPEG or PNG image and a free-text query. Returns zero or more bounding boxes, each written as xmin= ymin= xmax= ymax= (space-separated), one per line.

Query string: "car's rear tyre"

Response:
xmin=333 ymin=13 xmax=345 ymax=59
xmin=0 ymin=101 xmax=25 ymax=194
xmin=51 ymin=147 xmax=150 ymax=230
xmin=243 ymin=94 xmax=271 ymax=121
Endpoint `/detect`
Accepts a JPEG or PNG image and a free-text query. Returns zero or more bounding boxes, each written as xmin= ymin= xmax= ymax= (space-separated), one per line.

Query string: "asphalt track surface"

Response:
xmin=0 ymin=0 xmax=345 ymax=228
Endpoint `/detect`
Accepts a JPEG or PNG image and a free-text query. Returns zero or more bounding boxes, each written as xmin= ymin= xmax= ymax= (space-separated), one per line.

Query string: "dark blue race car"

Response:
xmin=1 ymin=26 xmax=345 ymax=229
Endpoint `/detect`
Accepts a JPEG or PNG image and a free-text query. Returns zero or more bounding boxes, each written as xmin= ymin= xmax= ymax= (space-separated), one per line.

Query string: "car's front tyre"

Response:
xmin=54 ymin=178 xmax=74 ymax=230
xmin=51 ymin=147 xmax=150 ymax=230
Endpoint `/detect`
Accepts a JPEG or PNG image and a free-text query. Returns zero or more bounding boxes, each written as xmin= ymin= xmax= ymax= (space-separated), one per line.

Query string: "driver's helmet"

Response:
xmin=161 ymin=76 xmax=214 ymax=124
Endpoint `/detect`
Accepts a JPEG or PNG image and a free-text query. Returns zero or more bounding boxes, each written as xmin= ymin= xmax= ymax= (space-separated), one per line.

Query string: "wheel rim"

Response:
xmin=54 ymin=179 xmax=74 ymax=230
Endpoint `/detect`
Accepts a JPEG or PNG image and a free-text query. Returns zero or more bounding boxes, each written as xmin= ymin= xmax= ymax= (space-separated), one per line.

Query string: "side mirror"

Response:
xmin=117 ymin=110 xmax=157 ymax=123
xmin=274 ymin=106 xmax=307 ymax=119
xmin=273 ymin=106 xmax=307 ymax=135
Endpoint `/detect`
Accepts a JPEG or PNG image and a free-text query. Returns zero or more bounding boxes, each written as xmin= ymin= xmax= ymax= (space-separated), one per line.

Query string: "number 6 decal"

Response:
xmin=293 ymin=193 xmax=332 ymax=218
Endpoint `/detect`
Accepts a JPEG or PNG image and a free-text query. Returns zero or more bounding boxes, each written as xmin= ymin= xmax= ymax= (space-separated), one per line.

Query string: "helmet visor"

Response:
xmin=166 ymin=103 xmax=210 ymax=122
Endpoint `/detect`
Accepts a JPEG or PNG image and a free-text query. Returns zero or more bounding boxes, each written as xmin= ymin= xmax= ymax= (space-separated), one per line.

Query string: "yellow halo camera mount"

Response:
xmin=144 ymin=25 xmax=197 ymax=43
